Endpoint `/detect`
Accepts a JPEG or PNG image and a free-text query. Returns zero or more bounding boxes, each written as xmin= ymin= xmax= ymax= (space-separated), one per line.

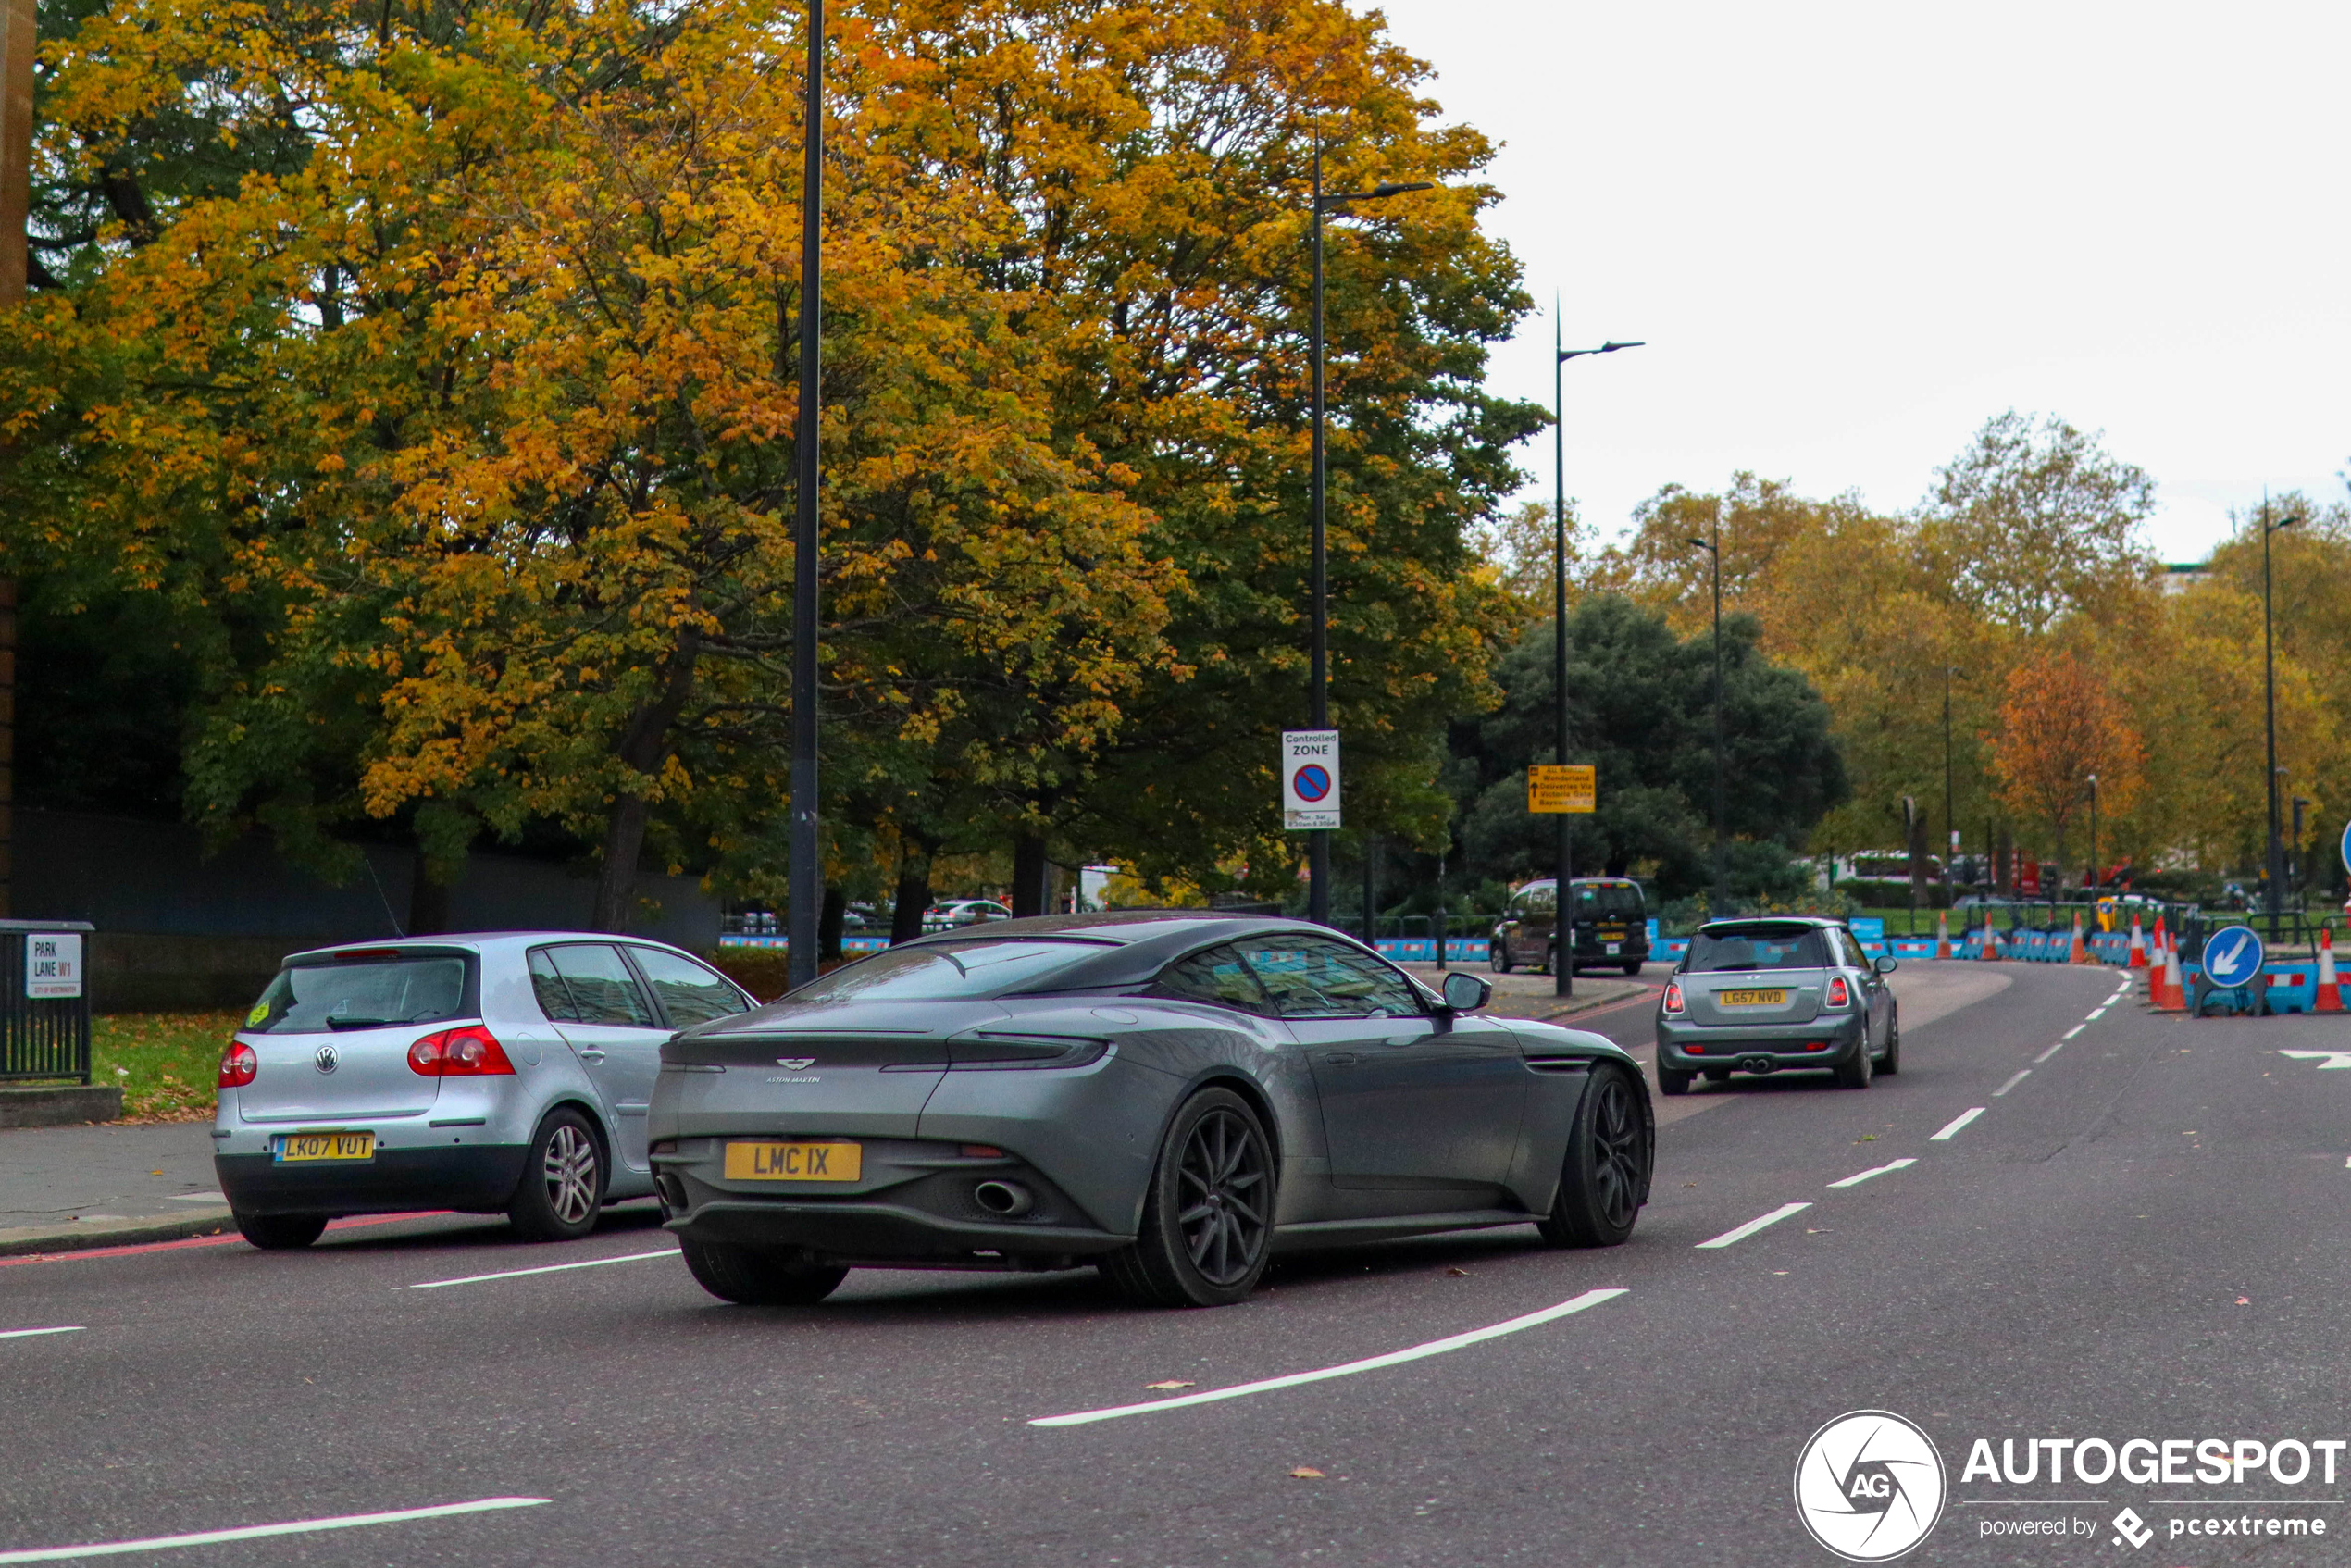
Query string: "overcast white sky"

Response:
xmin=1362 ymin=0 xmax=2348 ymax=561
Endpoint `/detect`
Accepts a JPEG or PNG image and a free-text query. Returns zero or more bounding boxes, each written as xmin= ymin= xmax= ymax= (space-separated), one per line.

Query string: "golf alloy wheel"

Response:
xmin=544 ymin=1123 xmax=599 ymax=1226
xmin=508 ymin=1107 xmax=605 ymax=1241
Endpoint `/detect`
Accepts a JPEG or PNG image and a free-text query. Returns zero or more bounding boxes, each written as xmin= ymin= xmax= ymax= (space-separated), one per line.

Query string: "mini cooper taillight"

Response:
xmin=408 ymin=1025 xmax=516 ymax=1077
xmin=218 ymin=1042 xmax=258 ymax=1089
xmin=1826 ymin=976 xmax=1851 ymax=1008
xmin=1662 ymin=981 xmax=1686 ymax=1014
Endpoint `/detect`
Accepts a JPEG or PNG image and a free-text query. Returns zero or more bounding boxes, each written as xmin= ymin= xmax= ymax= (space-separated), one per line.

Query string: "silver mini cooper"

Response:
xmin=1653 ymin=916 xmax=1899 ymax=1094
xmin=213 ymin=933 xmax=756 ymax=1248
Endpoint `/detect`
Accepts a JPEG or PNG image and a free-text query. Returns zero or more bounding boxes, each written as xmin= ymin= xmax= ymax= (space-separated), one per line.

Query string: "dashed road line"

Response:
xmin=1826 ymin=1159 xmax=1916 ymax=1188
xmin=1028 ymin=1288 xmax=1629 ymax=1426
xmin=1695 ymin=1202 xmax=1812 ymax=1249
xmin=2034 ymin=1040 xmax=2066 ymax=1064
xmin=2062 ymin=1025 xmax=2085 ymax=1039
xmin=1930 ymin=1107 xmax=1986 ymax=1141
xmin=0 ymin=1327 xmax=81 ymax=1341
xmin=1993 ymin=1069 xmax=2032 ymax=1097
xmin=0 ymin=1497 xmax=550 ymax=1563
xmin=410 ymin=1249 xmax=676 ymax=1289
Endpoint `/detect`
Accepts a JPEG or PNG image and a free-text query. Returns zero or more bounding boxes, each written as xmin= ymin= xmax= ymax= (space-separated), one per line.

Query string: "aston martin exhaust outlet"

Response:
xmin=973 ymin=1180 xmax=1034 ymax=1217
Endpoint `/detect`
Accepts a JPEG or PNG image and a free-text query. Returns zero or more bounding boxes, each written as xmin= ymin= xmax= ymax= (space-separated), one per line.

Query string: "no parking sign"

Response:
xmin=1283 ymin=729 xmax=1340 ymax=830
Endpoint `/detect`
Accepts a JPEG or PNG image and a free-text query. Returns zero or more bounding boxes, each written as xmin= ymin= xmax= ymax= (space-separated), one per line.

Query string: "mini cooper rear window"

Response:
xmin=244 ymin=955 xmax=470 ymax=1033
xmin=790 ymin=939 xmax=1113 ymax=1002
xmin=1685 ymin=927 xmax=1828 ymax=973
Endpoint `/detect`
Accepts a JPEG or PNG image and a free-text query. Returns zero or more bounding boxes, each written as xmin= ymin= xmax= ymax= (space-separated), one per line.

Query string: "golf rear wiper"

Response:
xmin=323 ymin=1015 xmax=404 ymax=1030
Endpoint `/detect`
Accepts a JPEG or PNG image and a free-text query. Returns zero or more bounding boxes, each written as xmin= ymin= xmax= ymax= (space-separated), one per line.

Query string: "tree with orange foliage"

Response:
xmin=1990 ymin=651 xmax=2142 ymax=883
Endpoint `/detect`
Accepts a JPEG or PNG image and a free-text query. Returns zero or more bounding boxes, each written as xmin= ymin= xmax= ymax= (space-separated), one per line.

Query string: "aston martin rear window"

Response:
xmin=790 ymin=940 xmax=1113 ymax=1002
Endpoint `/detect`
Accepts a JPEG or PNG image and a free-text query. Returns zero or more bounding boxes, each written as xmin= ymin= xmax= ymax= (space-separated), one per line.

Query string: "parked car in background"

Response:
xmin=924 ymin=899 xmax=1014 ymax=932
xmin=1488 ymin=877 xmax=1650 ymax=977
xmin=214 ymin=934 xmax=756 ymax=1250
xmin=650 ymin=912 xmax=1653 ymax=1308
xmin=1653 ymin=916 xmax=1898 ymax=1094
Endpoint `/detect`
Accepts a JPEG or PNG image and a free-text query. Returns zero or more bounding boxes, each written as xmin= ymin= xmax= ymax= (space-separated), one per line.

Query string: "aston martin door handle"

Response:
xmin=1323 ymin=1052 xmax=1360 ymax=1066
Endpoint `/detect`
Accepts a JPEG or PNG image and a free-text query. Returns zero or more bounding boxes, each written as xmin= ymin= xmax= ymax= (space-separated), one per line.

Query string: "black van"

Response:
xmin=1488 ymin=877 xmax=1650 ymax=977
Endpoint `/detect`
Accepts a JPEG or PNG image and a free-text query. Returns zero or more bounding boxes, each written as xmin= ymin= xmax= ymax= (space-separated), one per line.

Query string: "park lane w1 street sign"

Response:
xmin=1283 ymin=730 xmax=1340 ymax=830
xmin=1527 ymin=765 xmax=1596 ymax=815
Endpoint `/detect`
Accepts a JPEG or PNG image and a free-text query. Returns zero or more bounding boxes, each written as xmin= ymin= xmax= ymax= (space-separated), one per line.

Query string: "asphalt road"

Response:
xmin=6 ymin=963 xmax=2350 ymax=1566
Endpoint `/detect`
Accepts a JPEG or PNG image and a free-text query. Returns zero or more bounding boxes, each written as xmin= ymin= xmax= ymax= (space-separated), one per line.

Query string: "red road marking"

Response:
xmin=0 ymin=1211 xmax=450 ymax=1268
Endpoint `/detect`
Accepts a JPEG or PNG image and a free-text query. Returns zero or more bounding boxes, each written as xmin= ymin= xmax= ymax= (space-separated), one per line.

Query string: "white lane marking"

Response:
xmin=0 ymin=1497 xmax=550 ymax=1563
xmin=2281 ymin=1052 xmax=2351 ymax=1071
xmin=0 ymin=1327 xmax=82 ymax=1341
xmin=2085 ymin=1008 xmax=2108 ymax=1020
xmin=2062 ymin=1025 xmax=2085 ymax=1039
xmin=1028 ymin=1288 xmax=1627 ymax=1427
xmin=410 ymin=1250 xmax=675 ymax=1289
xmin=1993 ymin=1069 xmax=2031 ymax=1097
xmin=162 ymin=1192 xmax=227 ymax=1202
xmin=1695 ymin=1202 xmax=1812 ymax=1249
xmin=1930 ymin=1107 xmax=1986 ymax=1141
xmin=1826 ymin=1158 xmax=1917 ymax=1188
xmin=2034 ymin=1040 xmax=2066 ymax=1064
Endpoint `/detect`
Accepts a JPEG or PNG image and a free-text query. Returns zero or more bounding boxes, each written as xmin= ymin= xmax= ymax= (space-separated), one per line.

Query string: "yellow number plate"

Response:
xmin=725 ymin=1141 xmax=862 ymax=1183
xmin=272 ymin=1131 xmax=375 ymax=1163
xmin=1718 ymin=989 xmax=1789 ymax=1007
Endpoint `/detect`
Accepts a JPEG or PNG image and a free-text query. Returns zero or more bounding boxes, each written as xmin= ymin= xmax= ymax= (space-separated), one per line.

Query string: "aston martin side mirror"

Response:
xmin=1441 ymin=972 xmax=1491 ymax=1013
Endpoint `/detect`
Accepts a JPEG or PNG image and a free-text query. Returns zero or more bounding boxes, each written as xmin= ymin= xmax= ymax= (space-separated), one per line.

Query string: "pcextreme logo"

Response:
xmin=1795 ymin=1410 xmax=1948 ymax=1562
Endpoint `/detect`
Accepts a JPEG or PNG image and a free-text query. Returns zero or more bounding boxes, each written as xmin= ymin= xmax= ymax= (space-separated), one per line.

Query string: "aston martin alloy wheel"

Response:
xmin=1102 ymin=1087 xmax=1275 ymax=1308
xmin=1538 ymin=1064 xmax=1650 ymax=1248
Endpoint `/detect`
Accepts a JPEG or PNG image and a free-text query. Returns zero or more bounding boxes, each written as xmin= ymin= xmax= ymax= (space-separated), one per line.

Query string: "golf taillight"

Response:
xmin=1663 ymin=982 xmax=1686 ymax=1014
xmin=1826 ymin=976 xmax=1851 ymax=1008
xmin=408 ymin=1025 xmax=516 ymax=1077
xmin=218 ymin=1042 xmax=258 ymax=1089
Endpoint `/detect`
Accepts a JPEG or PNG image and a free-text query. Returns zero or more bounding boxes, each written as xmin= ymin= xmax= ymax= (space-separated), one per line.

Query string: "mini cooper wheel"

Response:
xmin=679 ymin=1238 xmax=848 ymax=1306
xmin=1878 ymin=1014 xmax=1901 ymax=1075
xmin=1101 ymin=1087 xmax=1275 ymax=1308
xmin=1538 ymin=1064 xmax=1650 ymax=1248
xmin=508 ymin=1108 xmax=606 ymax=1241
xmin=1657 ymin=1065 xmax=1694 ymax=1096
xmin=1833 ymin=1035 xmax=1874 ymax=1090
xmin=235 ymin=1212 xmax=327 ymax=1250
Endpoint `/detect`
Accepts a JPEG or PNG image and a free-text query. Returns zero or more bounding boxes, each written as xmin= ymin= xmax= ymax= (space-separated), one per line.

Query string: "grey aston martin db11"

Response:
xmin=648 ymin=912 xmax=1654 ymax=1308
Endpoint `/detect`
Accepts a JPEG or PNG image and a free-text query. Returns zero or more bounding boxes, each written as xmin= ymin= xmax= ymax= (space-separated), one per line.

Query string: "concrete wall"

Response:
xmin=19 ymin=810 xmax=722 ymax=1012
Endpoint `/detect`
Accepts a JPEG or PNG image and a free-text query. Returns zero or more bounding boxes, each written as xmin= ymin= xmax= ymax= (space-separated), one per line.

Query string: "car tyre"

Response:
xmin=235 ymin=1212 xmax=327 ymax=1250
xmin=1878 ymin=1013 xmax=1901 ymax=1075
xmin=1833 ymin=1034 xmax=1874 ymax=1089
xmin=1621 ymin=960 xmax=1643 ymax=977
xmin=1537 ymin=1064 xmax=1650 ymax=1248
xmin=1491 ymin=940 xmax=1513 ymax=975
xmin=507 ymin=1107 xmax=606 ymax=1241
xmin=1657 ymin=1065 xmax=1694 ymax=1096
xmin=679 ymin=1238 xmax=848 ymax=1305
xmin=1101 ymin=1087 xmax=1275 ymax=1308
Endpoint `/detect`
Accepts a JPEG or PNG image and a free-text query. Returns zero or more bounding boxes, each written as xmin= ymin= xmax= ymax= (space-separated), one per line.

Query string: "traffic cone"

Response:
xmin=2126 ymin=916 xmax=2149 ymax=969
xmin=1935 ymin=909 xmax=1952 ymax=960
xmin=2069 ymin=912 xmax=2091 ymax=964
xmin=1979 ymin=907 xmax=1999 ymax=961
xmin=2319 ymin=927 xmax=2343 ymax=1014
xmin=2151 ymin=930 xmax=2187 ymax=1012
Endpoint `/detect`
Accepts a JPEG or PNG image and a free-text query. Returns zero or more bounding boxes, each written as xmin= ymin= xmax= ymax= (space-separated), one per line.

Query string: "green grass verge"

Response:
xmin=93 ymin=1012 xmax=237 ymax=1122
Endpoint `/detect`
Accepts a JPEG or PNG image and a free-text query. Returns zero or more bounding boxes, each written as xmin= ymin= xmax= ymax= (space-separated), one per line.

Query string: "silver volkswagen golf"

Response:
xmin=213 ymin=933 xmax=757 ymax=1249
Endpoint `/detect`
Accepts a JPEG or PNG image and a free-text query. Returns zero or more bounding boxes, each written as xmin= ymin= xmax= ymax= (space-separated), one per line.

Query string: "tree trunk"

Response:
xmin=591 ymin=631 xmax=701 ymax=933
xmin=818 ymin=883 xmax=845 ymax=964
xmin=890 ymin=851 xmax=931 ymax=944
xmin=407 ymin=848 xmax=452 ymax=936
xmin=1012 ymin=832 xmax=1050 ymax=918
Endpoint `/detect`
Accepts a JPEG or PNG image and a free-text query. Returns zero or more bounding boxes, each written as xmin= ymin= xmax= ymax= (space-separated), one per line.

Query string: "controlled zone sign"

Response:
xmin=1283 ymin=729 xmax=1341 ymax=830
xmin=2201 ymin=925 xmax=2265 ymax=989
xmin=1527 ymin=765 xmax=1596 ymax=815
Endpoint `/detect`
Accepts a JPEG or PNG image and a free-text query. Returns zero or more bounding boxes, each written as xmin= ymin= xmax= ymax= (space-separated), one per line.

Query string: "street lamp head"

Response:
xmin=1684 ymin=537 xmax=1714 ymax=553
xmin=1369 ymin=180 xmax=1435 ymax=198
xmin=1598 ymin=340 xmax=1645 ymax=353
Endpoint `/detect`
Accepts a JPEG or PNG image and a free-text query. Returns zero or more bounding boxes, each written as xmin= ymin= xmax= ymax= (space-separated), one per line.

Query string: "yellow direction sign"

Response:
xmin=1528 ymin=765 xmax=1596 ymax=814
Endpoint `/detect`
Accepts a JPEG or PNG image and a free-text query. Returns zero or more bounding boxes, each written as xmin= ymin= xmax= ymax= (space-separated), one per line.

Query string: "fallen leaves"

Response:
xmin=1444 ymin=1267 xmax=1470 ymax=1277
xmin=1288 ymin=1467 xmax=1325 ymax=1479
xmin=1144 ymin=1381 xmax=1194 ymax=1390
xmin=2235 ymin=1297 xmax=2251 ymax=1305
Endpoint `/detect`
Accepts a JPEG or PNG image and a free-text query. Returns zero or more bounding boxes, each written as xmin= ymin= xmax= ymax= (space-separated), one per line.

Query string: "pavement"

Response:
xmin=13 ymin=964 xmax=2351 ymax=1564
xmin=0 ymin=1120 xmax=231 ymax=1254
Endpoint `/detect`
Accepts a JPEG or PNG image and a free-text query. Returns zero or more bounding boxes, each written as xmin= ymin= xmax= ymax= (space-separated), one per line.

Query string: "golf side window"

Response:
xmin=529 ymin=944 xmax=657 ymax=1027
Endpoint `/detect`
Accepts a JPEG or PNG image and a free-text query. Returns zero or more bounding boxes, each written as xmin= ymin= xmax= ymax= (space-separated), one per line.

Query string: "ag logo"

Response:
xmin=1793 ymin=1410 xmax=1946 ymax=1561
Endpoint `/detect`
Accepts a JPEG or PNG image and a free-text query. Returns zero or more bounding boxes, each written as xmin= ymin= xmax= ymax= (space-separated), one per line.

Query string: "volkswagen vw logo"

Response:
xmin=314 ymin=1044 xmax=340 ymax=1075
xmin=1793 ymin=1410 xmax=1946 ymax=1561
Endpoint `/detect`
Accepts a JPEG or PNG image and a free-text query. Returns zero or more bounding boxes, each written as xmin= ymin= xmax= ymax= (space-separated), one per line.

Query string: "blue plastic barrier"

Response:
xmin=718 ymin=934 xmax=890 ymax=954
xmin=1374 ymin=938 xmax=1489 ymax=963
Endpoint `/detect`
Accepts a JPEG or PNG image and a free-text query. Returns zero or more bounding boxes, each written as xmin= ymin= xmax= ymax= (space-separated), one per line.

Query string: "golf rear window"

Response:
xmin=790 ymin=939 xmax=1113 ymax=1002
xmin=1685 ymin=927 xmax=1828 ymax=973
xmin=244 ymin=954 xmax=472 ymax=1033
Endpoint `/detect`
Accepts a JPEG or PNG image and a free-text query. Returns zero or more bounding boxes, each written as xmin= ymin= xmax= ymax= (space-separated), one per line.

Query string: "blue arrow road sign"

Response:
xmin=2202 ymin=925 xmax=2265 ymax=989
xmin=2340 ymin=818 xmax=2351 ymax=877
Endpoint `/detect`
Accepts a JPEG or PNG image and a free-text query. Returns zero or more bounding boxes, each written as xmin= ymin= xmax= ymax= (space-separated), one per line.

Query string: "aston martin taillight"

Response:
xmin=1662 ymin=982 xmax=1686 ymax=1014
xmin=1826 ymin=976 xmax=1851 ymax=1008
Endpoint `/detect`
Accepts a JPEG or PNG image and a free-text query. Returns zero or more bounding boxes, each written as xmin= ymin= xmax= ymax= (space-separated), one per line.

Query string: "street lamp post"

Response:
xmin=787 ymin=0 xmax=825 ymax=988
xmin=2260 ymin=502 xmax=2302 ymax=938
xmin=2085 ymin=774 xmax=2098 ymax=897
xmin=1684 ymin=521 xmax=1726 ymax=906
xmin=1942 ymin=665 xmax=1959 ymax=894
xmin=1305 ymin=142 xmax=1429 ymax=926
xmin=1550 ymin=325 xmax=1641 ymax=998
